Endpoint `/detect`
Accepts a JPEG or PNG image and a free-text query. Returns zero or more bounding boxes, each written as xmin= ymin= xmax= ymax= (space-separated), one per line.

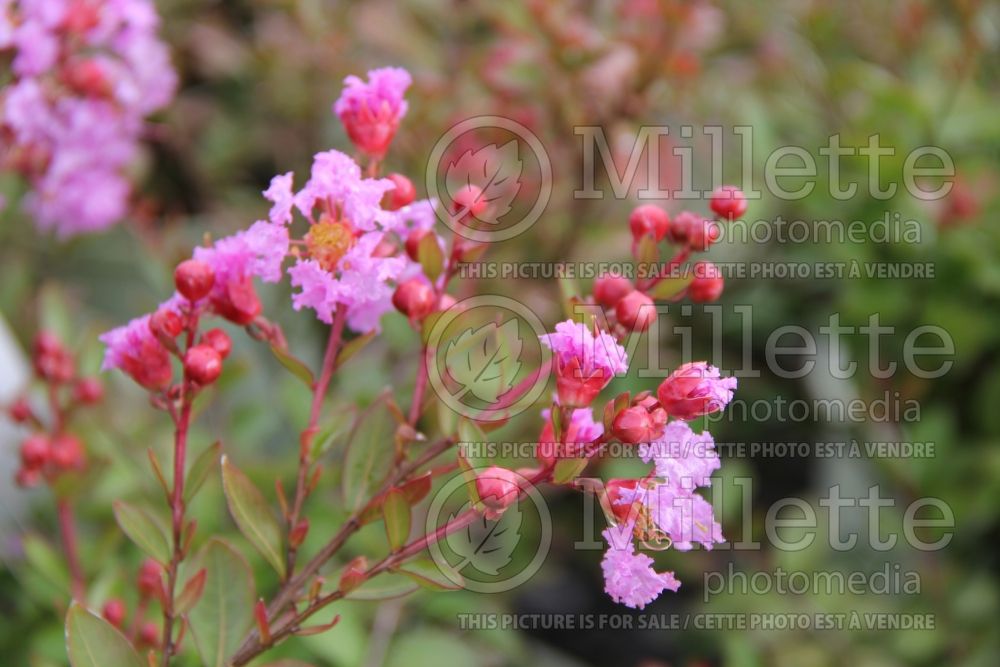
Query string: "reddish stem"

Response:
xmin=407 ymin=346 xmax=429 ymax=426
xmin=56 ymin=498 xmax=86 ymax=602
xmin=637 ymin=247 xmax=691 ymax=292
xmin=286 ymin=305 xmax=347 ymax=576
xmin=160 ymin=381 xmax=192 ymax=666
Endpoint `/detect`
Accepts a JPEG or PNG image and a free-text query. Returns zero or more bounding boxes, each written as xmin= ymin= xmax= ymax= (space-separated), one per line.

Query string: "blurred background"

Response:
xmin=2 ymin=1 xmax=999 ymax=666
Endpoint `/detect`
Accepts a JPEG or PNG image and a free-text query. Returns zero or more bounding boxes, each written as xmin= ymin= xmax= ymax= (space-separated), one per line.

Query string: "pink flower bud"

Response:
xmin=50 ymin=434 xmax=84 ymax=469
xmin=201 ymin=328 xmax=232 ymax=360
xmin=451 ymin=184 xmax=487 ymax=219
xmin=139 ymin=622 xmax=159 ymax=647
xmin=33 ymin=332 xmax=74 ymax=383
xmin=657 ymin=361 xmax=737 ymax=420
xmin=392 ymin=278 xmax=436 ymax=321
xmin=73 ymin=377 xmax=104 ymax=404
xmin=184 ymin=345 xmax=223 ymax=385
xmin=666 ymin=210 xmax=699 ymax=244
xmin=686 ymin=218 xmax=720 ymax=251
xmin=476 ymin=466 xmax=521 ymax=519
xmin=611 ymin=406 xmax=658 ymax=444
xmin=137 ymin=559 xmax=162 ymax=599
xmin=20 ymin=435 xmax=50 ymax=469
xmin=688 ymin=261 xmax=724 ymax=302
xmin=102 ymin=599 xmax=126 ymax=628
xmin=593 ymin=274 xmax=633 ymax=309
xmin=174 ymin=259 xmax=215 ymax=302
xmin=149 ymin=307 xmax=184 ymax=340
xmin=629 ymin=205 xmax=669 ymax=242
xmin=212 ymin=276 xmax=262 ymax=325
xmin=9 ymin=398 xmax=33 ymax=423
xmin=384 ymin=173 xmax=416 ymax=210
xmin=615 ymin=290 xmax=655 ymax=332
xmin=709 ymin=185 xmax=748 ymax=220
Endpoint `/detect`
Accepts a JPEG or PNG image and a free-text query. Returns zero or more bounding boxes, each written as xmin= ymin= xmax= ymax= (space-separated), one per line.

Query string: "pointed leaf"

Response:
xmin=648 ymin=275 xmax=693 ymax=300
xmin=416 ymin=232 xmax=444 ymax=282
xmin=189 ymin=539 xmax=255 ymax=667
xmin=344 ymin=573 xmax=418 ymax=601
xmin=395 ymin=558 xmax=464 ymax=590
xmin=66 ymin=602 xmax=143 ymax=667
xmin=175 ymin=568 xmax=207 ymax=615
xmin=113 ymin=501 xmax=171 ymax=564
xmin=336 ymin=332 xmax=376 ymax=368
xmin=342 ymin=402 xmax=394 ymax=510
xmin=22 ymin=533 xmax=70 ymax=595
xmin=221 ymin=456 xmax=286 ymax=577
xmin=185 ymin=441 xmax=221 ymax=503
xmin=382 ymin=488 xmax=411 ymax=552
xmin=270 ymin=345 xmax=315 ymax=388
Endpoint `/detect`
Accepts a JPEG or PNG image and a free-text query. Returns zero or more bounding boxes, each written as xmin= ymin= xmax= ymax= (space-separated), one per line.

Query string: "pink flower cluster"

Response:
xmin=539 ymin=319 xmax=628 ymax=407
xmin=0 ymin=0 xmax=176 ymax=237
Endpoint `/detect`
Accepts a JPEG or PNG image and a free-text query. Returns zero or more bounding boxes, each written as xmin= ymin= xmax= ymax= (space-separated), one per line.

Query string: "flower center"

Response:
xmin=305 ymin=218 xmax=355 ymax=271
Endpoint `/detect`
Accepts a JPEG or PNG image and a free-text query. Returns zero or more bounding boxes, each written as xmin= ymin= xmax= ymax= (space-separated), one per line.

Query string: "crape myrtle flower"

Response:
xmin=539 ymin=320 xmax=628 ymax=407
xmin=334 ymin=67 xmax=411 ymax=158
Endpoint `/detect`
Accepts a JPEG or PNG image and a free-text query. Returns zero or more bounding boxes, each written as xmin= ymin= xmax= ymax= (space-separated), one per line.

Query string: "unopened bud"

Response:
xmin=392 ymin=278 xmax=436 ymax=321
xmin=615 ymin=290 xmax=655 ymax=332
xmin=688 ymin=262 xmax=724 ymax=303
xmin=200 ymin=328 xmax=232 ymax=360
xmin=384 ymin=173 xmax=416 ymax=210
xmin=174 ymin=259 xmax=215 ymax=302
xmin=475 ymin=466 xmax=521 ymax=519
xmin=184 ymin=345 xmax=223 ymax=385
xmin=709 ymin=185 xmax=748 ymax=220
xmin=628 ymin=205 xmax=670 ymax=242
xmin=593 ymin=274 xmax=633 ymax=309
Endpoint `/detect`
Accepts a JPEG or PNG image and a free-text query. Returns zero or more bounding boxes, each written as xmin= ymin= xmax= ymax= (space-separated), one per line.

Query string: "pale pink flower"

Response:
xmin=639 ymin=420 xmax=720 ymax=489
xmin=601 ymin=525 xmax=680 ymax=609
xmin=263 ymin=172 xmax=295 ymax=225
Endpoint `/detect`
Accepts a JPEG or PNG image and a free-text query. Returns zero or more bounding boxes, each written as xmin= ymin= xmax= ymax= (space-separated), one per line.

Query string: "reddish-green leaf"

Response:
xmin=113 ymin=501 xmax=170 ymax=564
xmin=221 ymin=456 xmax=286 ymax=577
xmin=382 ymin=488 xmax=411 ymax=552
xmin=269 ymin=345 xmax=315 ymax=388
xmin=175 ymin=568 xmax=207 ymax=615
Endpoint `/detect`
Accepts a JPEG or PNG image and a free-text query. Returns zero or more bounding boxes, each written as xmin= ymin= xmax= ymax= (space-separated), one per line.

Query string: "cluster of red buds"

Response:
xmin=9 ymin=331 xmax=103 ymax=487
xmin=591 ymin=186 xmax=748 ymax=337
xmin=101 ymin=558 xmax=165 ymax=648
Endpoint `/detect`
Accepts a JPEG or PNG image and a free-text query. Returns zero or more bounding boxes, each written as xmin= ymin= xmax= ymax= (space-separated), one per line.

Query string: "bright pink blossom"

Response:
xmin=99 ymin=313 xmax=173 ymax=390
xmin=539 ymin=320 xmax=628 ymax=407
xmin=656 ymin=361 xmax=737 ymax=420
xmin=537 ymin=405 xmax=604 ymax=466
xmin=334 ymin=67 xmax=411 ymax=158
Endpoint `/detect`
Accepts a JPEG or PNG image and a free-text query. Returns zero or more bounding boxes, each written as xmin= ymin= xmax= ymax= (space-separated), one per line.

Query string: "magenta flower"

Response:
xmin=537 ymin=405 xmax=604 ymax=466
xmin=539 ymin=320 xmax=628 ymax=407
xmin=263 ymin=172 xmax=295 ymax=225
xmin=99 ymin=313 xmax=173 ymax=391
xmin=334 ymin=67 xmax=412 ymax=158
xmin=656 ymin=361 xmax=737 ymax=420
xmin=601 ymin=525 xmax=680 ymax=609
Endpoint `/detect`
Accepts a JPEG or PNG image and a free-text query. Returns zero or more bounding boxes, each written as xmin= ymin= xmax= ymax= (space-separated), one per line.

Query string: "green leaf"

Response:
xmin=647 ymin=275 xmax=693 ymax=300
xmin=344 ymin=573 xmax=418 ymax=601
xmin=342 ymin=402 xmax=395 ymax=511
xmin=310 ymin=407 xmax=356 ymax=459
xmin=382 ymin=488 xmax=411 ymax=552
xmin=270 ymin=345 xmax=315 ymax=388
xmin=185 ymin=441 xmax=222 ymax=503
xmin=553 ymin=457 xmax=590 ymax=484
xmin=417 ymin=232 xmax=444 ymax=282
xmin=635 ymin=235 xmax=659 ymax=265
xmin=66 ymin=602 xmax=143 ymax=667
xmin=175 ymin=568 xmax=207 ymax=615
xmin=395 ymin=558 xmax=463 ymax=590
xmin=22 ymin=533 xmax=70 ymax=595
xmin=336 ymin=332 xmax=375 ymax=368
xmin=112 ymin=501 xmax=171 ymax=564
xmin=221 ymin=456 xmax=286 ymax=577
xmin=189 ymin=539 xmax=255 ymax=667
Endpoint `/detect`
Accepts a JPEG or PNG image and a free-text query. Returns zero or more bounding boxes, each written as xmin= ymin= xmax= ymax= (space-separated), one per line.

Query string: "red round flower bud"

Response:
xmin=392 ymin=278 xmax=436 ymax=321
xmin=615 ymin=290 xmax=656 ymax=332
xmin=33 ymin=331 xmax=63 ymax=358
xmin=50 ymin=434 xmax=84 ymax=469
xmin=404 ymin=229 xmax=430 ymax=262
xmin=184 ymin=345 xmax=223 ymax=385
xmin=200 ymin=328 xmax=232 ymax=360
xmin=593 ymin=274 xmax=634 ymax=309
xmin=666 ymin=210 xmax=698 ymax=244
xmin=629 ymin=204 xmax=670 ymax=242
xmin=451 ymin=184 xmax=487 ymax=218
xmin=138 ymin=622 xmax=159 ymax=647
xmin=73 ymin=377 xmax=104 ymax=405
xmin=137 ymin=558 xmax=162 ymax=598
xmin=32 ymin=331 xmax=75 ymax=382
xmin=149 ymin=307 xmax=184 ymax=340
xmin=475 ymin=466 xmax=521 ymax=519
xmin=709 ymin=185 xmax=748 ymax=220
xmin=15 ymin=467 xmax=41 ymax=488
xmin=20 ymin=435 xmax=50 ymax=469
xmin=9 ymin=398 xmax=33 ymax=423
xmin=686 ymin=217 xmax=720 ymax=251
xmin=612 ymin=406 xmax=660 ymax=444
xmin=102 ymin=598 xmax=126 ymax=628
xmin=174 ymin=259 xmax=215 ymax=302
xmin=688 ymin=262 xmax=724 ymax=303
xmin=384 ymin=173 xmax=416 ymax=211
xmin=212 ymin=276 xmax=262 ymax=325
